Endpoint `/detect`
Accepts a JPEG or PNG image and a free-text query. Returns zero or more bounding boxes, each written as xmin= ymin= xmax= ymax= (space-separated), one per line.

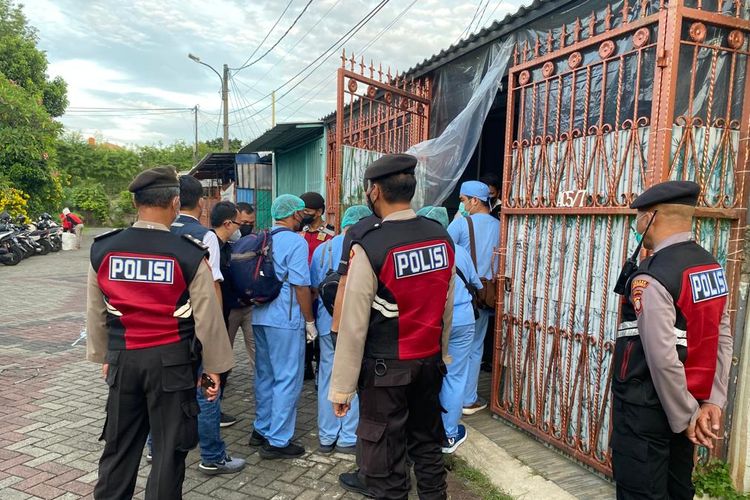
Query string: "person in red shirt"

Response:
xmin=299 ymin=192 xmax=335 ymax=263
xmin=60 ymin=207 xmax=84 ymax=249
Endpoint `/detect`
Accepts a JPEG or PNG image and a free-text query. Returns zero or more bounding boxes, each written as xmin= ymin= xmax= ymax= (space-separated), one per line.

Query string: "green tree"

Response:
xmin=0 ymin=0 xmax=68 ymax=117
xmin=0 ymin=75 xmax=62 ymax=214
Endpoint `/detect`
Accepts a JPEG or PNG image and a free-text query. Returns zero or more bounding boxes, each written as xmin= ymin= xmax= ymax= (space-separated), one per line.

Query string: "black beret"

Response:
xmin=630 ymin=180 xmax=700 ymax=209
xmin=300 ymin=191 xmax=325 ymax=210
xmin=128 ymin=166 xmax=179 ymax=193
xmin=364 ymin=153 xmax=417 ymax=181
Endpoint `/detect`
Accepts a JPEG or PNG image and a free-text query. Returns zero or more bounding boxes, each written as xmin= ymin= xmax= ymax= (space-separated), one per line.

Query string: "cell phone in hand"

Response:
xmin=200 ymin=373 xmax=215 ymax=397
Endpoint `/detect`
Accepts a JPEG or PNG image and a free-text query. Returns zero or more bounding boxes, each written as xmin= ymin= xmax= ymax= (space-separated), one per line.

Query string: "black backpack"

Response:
xmin=228 ymin=227 xmax=290 ymax=305
xmin=318 ymin=240 xmax=340 ymax=316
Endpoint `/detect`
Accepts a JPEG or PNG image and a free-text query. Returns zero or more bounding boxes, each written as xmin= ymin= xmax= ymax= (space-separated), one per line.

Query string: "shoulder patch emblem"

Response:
xmin=630 ymin=280 xmax=649 ymax=315
xmin=182 ymin=234 xmax=208 ymax=250
xmin=94 ymin=228 xmax=123 ymax=241
xmin=689 ymin=268 xmax=728 ymax=303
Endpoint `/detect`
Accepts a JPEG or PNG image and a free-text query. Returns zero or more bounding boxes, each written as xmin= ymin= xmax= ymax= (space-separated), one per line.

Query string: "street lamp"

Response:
xmin=188 ymin=53 xmax=229 ymax=152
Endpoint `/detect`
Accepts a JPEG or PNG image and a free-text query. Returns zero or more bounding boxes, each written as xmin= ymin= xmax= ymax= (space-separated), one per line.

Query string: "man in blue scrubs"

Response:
xmin=310 ymin=205 xmax=372 ymax=455
xmin=250 ymin=194 xmax=318 ymax=459
xmin=419 ymin=206 xmax=483 ymax=453
xmin=447 ymin=181 xmax=500 ymax=415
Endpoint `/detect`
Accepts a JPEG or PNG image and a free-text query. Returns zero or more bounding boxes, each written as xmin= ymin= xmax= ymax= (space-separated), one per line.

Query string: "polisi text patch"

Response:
xmin=109 ymin=256 xmax=175 ymax=284
xmin=689 ymin=267 xmax=728 ymax=303
xmin=393 ymin=243 xmax=449 ymax=279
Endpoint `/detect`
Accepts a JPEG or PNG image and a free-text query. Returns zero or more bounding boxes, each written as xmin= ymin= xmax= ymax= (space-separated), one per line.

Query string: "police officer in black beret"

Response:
xmin=611 ymin=181 xmax=732 ymax=499
xmin=86 ymin=166 xmax=234 ymax=499
xmin=331 ymin=154 xmax=456 ymax=499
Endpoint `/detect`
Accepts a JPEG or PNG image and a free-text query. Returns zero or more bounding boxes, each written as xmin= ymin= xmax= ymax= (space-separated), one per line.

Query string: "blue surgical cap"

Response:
xmin=417 ymin=206 xmax=449 ymax=229
xmin=460 ymin=180 xmax=490 ymax=201
xmin=271 ymin=194 xmax=305 ymax=220
xmin=341 ymin=205 xmax=372 ymax=228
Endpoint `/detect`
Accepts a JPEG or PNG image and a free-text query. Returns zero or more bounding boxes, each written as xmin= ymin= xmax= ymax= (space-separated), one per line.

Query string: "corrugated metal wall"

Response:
xmin=276 ymin=135 xmax=326 ymax=197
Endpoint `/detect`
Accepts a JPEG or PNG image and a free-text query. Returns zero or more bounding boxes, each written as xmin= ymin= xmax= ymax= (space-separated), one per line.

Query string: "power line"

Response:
xmin=66 ymin=106 xmax=192 ymax=111
xmin=231 ymin=0 xmax=391 ymax=124
xmin=279 ymin=0 xmax=418 ymax=121
xmin=232 ymin=0 xmax=295 ymax=72
xmin=454 ymin=0 xmax=485 ymax=44
xmin=232 ymin=0 xmax=343 ymax=93
xmin=233 ymin=0 xmax=315 ymax=72
xmin=471 ymin=0 xmax=491 ymax=34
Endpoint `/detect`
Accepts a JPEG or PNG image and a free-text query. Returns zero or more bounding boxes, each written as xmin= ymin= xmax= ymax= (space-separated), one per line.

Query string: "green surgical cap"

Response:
xmin=417 ymin=206 xmax=449 ymax=229
xmin=272 ymin=194 xmax=305 ymax=220
xmin=341 ymin=205 xmax=372 ymax=228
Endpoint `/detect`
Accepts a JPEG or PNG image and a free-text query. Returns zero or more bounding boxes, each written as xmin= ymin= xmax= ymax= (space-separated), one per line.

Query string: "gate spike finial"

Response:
xmin=387 ymin=65 xmax=392 ymax=82
xmin=560 ymin=23 xmax=567 ymax=49
xmin=369 ymin=60 xmax=375 ymax=79
xmin=640 ymin=0 xmax=649 ymax=17
xmin=378 ymin=63 xmax=383 ymax=82
xmin=513 ymin=43 xmax=519 ymax=65
xmin=360 ymin=56 xmax=366 ymax=76
xmin=588 ymin=11 xmax=596 ymax=38
xmin=522 ymin=40 xmax=529 ymax=62
xmin=573 ymin=18 xmax=581 ymax=42
xmin=604 ymin=4 xmax=613 ymax=30
xmin=622 ymin=0 xmax=630 ymax=24
xmin=349 ymin=52 xmax=356 ymax=71
xmin=546 ymin=30 xmax=553 ymax=53
xmin=341 ymin=48 xmax=346 ymax=67
xmin=534 ymin=37 xmax=540 ymax=57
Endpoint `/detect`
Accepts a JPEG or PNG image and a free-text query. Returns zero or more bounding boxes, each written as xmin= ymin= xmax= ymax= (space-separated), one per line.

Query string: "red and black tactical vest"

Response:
xmin=90 ymin=227 xmax=208 ymax=351
xmin=355 ymin=217 xmax=455 ymax=360
xmin=614 ymin=240 xmax=727 ymax=405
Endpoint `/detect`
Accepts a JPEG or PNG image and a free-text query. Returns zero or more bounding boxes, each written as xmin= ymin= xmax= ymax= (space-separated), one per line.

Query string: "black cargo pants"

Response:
xmin=356 ymin=354 xmax=447 ymax=500
xmin=611 ymin=396 xmax=695 ymax=500
xmin=94 ymin=340 xmax=200 ymax=500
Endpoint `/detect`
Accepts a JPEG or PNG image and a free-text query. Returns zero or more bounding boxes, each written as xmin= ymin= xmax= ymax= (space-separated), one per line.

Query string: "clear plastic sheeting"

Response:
xmin=409 ymin=37 xmax=516 ymax=208
xmin=340 ymin=145 xmax=382 ymax=212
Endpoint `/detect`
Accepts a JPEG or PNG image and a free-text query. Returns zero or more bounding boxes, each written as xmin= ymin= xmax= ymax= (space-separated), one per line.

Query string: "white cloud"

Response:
xmin=22 ymin=0 xmax=533 ymax=145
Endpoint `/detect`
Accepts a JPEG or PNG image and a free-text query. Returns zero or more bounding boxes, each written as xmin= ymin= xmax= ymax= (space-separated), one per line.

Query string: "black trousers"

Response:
xmin=611 ymin=397 xmax=695 ymax=500
xmin=356 ymin=355 xmax=447 ymax=500
xmin=94 ymin=341 xmax=200 ymax=500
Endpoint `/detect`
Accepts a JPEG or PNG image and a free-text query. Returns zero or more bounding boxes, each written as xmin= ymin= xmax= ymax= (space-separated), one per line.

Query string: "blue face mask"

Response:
xmin=458 ymin=201 xmax=470 ymax=217
xmin=630 ymin=223 xmax=643 ymax=243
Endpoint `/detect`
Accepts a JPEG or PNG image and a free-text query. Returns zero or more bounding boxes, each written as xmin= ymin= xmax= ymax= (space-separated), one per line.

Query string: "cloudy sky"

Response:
xmin=21 ymin=0 xmax=530 ymax=146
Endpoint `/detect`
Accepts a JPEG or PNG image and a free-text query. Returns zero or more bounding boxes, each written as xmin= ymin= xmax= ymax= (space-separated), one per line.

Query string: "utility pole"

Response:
xmin=193 ymin=105 xmax=199 ymax=164
xmin=188 ymin=53 xmax=231 ymax=153
xmin=222 ymin=64 xmax=229 ymax=152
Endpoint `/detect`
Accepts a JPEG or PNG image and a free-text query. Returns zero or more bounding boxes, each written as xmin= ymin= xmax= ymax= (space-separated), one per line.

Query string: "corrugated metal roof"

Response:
xmin=239 ymin=122 xmax=325 ymax=153
xmin=319 ymin=0 xmax=575 ymax=122
xmin=188 ymin=152 xmax=236 ymax=180
xmin=403 ymin=0 xmax=576 ymax=79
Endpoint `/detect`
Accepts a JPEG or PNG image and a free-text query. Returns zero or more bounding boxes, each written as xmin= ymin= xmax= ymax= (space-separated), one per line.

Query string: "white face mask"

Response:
xmin=229 ymin=228 xmax=241 ymax=242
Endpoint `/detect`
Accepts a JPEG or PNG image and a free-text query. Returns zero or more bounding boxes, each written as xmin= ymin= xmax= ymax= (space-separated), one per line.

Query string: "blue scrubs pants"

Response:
xmin=440 ymin=324 xmax=474 ymax=438
xmin=463 ymin=309 xmax=491 ymax=407
xmin=317 ymin=333 xmax=359 ymax=447
xmin=253 ymin=325 xmax=305 ymax=448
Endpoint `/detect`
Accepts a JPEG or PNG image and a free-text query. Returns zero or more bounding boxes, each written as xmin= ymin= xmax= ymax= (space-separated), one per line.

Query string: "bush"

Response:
xmin=0 ymin=182 xmax=29 ymax=217
xmin=693 ymin=460 xmax=749 ymax=499
xmin=110 ymin=190 xmax=136 ymax=227
xmin=69 ymin=181 xmax=109 ymax=224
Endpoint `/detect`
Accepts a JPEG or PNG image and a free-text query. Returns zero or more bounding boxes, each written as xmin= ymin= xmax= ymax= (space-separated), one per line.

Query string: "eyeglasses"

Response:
xmin=228 ymin=220 xmax=241 ymax=226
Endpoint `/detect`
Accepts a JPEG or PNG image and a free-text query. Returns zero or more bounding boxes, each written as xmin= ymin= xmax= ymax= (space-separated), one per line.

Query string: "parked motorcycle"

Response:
xmin=0 ymin=215 xmax=23 ymax=266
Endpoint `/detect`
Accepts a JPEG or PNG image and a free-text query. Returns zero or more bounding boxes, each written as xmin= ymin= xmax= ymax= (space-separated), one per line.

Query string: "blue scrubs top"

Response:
xmin=453 ymin=245 xmax=483 ymax=327
xmin=252 ymin=227 xmax=311 ymax=330
xmin=447 ymin=213 xmax=500 ymax=279
xmin=309 ymin=234 xmax=345 ymax=336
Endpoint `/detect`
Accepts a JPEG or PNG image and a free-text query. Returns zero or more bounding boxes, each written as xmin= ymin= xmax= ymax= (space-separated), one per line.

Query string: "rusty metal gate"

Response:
xmin=493 ymin=0 xmax=750 ymax=475
xmin=325 ymin=50 xmax=430 ymax=225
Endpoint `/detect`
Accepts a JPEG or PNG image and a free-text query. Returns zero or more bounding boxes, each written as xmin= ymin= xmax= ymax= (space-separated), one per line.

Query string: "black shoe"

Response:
xmin=259 ymin=442 xmax=305 ymax=459
xmin=248 ymin=430 xmax=268 ymax=447
xmin=318 ymin=443 xmax=335 ymax=454
xmin=304 ymin=368 xmax=315 ymax=380
xmin=339 ymin=472 xmax=374 ymax=498
xmin=480 ymin=361 xmax=492 ymax=372
xmin=220 ymin=413 xmax=238 ymax=428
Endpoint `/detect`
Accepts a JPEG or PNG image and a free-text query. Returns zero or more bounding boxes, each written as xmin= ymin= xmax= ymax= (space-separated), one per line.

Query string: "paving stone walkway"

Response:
xmin=0 ymin=229 xmax=478 ymax=500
